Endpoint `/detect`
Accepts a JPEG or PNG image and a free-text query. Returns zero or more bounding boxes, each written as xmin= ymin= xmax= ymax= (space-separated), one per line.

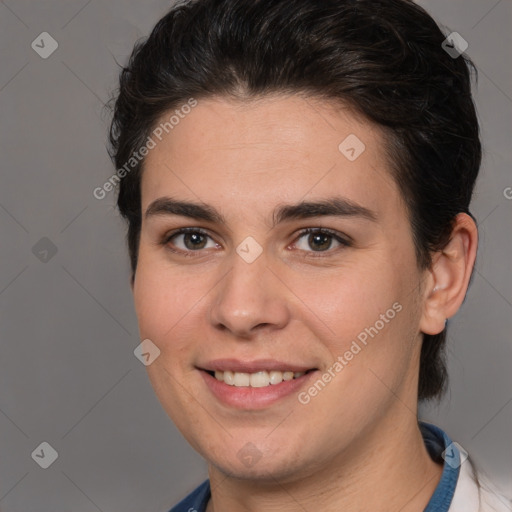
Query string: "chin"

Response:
xmin=203 ymin=438 xmax=316 ymax=483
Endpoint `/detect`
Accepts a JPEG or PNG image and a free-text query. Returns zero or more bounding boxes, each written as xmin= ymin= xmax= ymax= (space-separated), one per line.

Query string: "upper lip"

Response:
xmin=198 ymin=359 xmax=316 ymax=373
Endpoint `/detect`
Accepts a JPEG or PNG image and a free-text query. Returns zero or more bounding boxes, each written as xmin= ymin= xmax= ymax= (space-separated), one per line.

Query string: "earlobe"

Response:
xmin=419 ymin=213 xmax=478 ymax=336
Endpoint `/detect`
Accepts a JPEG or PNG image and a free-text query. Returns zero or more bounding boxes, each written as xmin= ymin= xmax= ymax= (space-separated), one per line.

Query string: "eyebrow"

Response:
xmin=144 ymin=196 xmax=378 ymax=227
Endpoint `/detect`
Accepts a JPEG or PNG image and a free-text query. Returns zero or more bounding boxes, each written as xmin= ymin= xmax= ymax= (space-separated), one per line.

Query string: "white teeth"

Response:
xmin=212 ymin=369 xmax=308 ymax=387
xmin=223 ymin=370 xmax=235 ymax=385
xmin=250 ymin=371 xmax=270 ymax=387
xmin=269 ymin=370 xmax=283 ymax=385
xmin=233 ymin=372 xmax=250 ymax=386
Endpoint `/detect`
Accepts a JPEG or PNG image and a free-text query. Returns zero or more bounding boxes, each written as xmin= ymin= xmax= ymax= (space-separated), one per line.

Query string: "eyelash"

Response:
xmin=160 ymin=227 xmax=351 ymax=258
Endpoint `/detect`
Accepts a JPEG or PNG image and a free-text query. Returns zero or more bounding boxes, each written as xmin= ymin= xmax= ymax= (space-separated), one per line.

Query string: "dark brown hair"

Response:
xmin=108 ymin=0 xmax=481 ymax=401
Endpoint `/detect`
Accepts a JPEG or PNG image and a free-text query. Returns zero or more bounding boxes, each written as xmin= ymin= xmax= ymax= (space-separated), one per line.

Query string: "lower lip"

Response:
xmin=199 ymin=370 xmax=317 ymax=409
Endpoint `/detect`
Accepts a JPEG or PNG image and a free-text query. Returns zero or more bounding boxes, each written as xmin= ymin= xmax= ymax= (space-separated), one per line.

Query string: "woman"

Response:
xmin=108 ymin=0 xmax=512 ymax=510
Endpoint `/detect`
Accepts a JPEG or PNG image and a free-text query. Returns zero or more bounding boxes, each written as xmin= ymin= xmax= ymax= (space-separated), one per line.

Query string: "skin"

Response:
xmin=132 ymin=95 xmax=478 ymax=511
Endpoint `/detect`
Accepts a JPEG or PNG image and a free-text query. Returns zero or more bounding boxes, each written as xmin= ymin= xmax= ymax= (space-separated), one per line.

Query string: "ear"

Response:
xmin=419 ymin=213 xmax=478 ymax=336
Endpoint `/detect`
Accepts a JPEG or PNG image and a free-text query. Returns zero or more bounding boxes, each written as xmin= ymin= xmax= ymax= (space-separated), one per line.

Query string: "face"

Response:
xmin=133 ymin=95 xmax=427 ymax=482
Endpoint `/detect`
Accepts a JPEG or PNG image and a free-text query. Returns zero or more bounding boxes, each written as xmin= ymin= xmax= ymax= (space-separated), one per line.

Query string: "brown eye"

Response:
xmin=293 ymin=228 xmax=350 ymax=254
xmin=307 ymin=232 xmax=332 ymax=251
xmin=181 ymin=232 xmax=208 ymax=250
xmin=164 ymin=228 xmax=218 ymax=254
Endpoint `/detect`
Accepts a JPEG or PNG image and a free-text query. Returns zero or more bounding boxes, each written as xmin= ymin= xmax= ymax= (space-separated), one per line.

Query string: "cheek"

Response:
xmin=289 ymin=256 xmax=419 ymax=398
xmin=132 ymin=250 xmax=204 ymax=349
xmin=132 ymin=253 xmax=208 ymax=425
xmin=286 ymin=258 xmax=404 ymax=342
xmin=297 ymin=276 xmax=418 ymax=428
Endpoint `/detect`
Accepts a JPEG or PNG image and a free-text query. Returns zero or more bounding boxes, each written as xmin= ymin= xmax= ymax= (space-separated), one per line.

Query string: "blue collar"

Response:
xmin=169 ymin=421 xmax=460 ymax=512
xmin=420 ymin=421 xmax=461 ymax=511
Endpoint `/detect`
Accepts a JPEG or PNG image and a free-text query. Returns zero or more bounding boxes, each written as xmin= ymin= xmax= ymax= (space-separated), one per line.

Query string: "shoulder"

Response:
xmin=450 ymin=456 xmax=512 ymax=512
xmin=168 ymin=479 xmax=211 ymax=512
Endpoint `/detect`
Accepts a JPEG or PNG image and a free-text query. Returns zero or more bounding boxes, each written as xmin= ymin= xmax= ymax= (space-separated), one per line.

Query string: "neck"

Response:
xmin=206 ymin=410 xmax=443 ymax=512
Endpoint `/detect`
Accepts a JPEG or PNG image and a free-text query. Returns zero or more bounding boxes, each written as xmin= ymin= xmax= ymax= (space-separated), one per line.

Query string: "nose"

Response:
xmin=209 ymin=249 xmax=291 ymax=339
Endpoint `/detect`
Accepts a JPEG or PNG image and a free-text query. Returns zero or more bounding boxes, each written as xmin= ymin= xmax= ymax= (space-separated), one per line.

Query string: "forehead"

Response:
xmin=140 ymin=95 xmax=403 ymax=225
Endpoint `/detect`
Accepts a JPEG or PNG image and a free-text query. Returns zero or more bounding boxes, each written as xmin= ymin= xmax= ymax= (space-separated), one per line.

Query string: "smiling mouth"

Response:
xmin=204 ymin=369 xmax=317 ymax=387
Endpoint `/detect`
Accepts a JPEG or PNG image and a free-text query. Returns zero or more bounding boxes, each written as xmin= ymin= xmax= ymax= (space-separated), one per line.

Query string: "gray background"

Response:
xmin=0 ymin=0 xmax=510 ymax=510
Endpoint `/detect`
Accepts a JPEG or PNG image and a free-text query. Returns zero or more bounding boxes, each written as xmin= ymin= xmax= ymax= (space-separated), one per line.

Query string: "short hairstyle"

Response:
xmin=108 ymin=0 xmax=481 ymax=402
